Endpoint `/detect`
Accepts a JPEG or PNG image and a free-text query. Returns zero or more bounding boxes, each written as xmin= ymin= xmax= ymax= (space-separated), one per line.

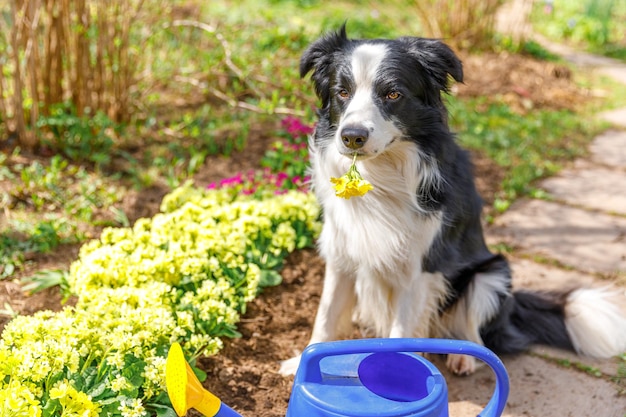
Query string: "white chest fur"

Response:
xmin=312 ymin=142 xmax=443 ymax=281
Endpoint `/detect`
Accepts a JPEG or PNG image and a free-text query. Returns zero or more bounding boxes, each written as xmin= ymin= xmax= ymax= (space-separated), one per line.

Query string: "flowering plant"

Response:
xmin=0 ymin=117 xmax=320 ymax=417
xmin=207 ymin=168 xmax=308 ymax=198
xmin=330 ymin=154 xmax=374 ymax=199
xmin=260 ymin=116 xmax=312 ymax=185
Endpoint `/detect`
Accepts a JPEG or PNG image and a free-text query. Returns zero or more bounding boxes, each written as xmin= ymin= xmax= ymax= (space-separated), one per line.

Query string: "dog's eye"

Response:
xmin=386 ymin=91 xmax=401 ymax=101
xmin=338 ymin=89 xmax=350 ymax=100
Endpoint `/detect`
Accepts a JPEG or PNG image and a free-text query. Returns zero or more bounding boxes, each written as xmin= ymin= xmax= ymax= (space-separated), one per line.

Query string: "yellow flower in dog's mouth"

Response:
xmin=330 ymin=153 xmax=373 ymax=199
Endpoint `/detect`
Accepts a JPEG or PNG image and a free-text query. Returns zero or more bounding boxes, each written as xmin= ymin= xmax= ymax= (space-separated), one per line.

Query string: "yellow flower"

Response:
xmin=0 ymin=380 xmax=42 ymax=417
xmin=48 ymin=379 xmax=100 ymax=417
xmin=330 ymin=154 xmax=373 ymax=199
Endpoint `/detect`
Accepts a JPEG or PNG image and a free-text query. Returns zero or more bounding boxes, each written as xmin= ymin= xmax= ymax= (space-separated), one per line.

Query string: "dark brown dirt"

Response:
xmin=0 ymin=51 xmax=590 ymax=416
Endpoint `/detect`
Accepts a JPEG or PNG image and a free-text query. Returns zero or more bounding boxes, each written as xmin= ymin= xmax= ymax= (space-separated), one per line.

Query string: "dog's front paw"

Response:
xmin=446 ymin=354 xmax=476 ymax=376
xmin=278 ymin=355 xmax=302 ymax=376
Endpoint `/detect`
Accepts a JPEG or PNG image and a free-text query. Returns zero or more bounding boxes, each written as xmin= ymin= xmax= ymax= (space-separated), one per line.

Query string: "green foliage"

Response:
xmin=36 ymin=104 xmax=121 ymax=168
xmin=531 ymin=0 xmax=626 ymax=61
xmin=0 ymin=219 xmax=74 ymax=279
xmin=495 ymin=35 xmax=561 ymax=61
xmin=6 ymin=154 xmax=122 ymax=222
xmin=157 ymin=107 xmax=249 ymax=180
xmin=448 ymin=96 xmax=599 ymax=212
xmin=0 ymin=153 xmax=15 ymax=181
xmin=0 ymin=153 xmax=127 ymax=278
xmin=21 ymin=269 xmax=71 ymax=301
xmin=261 ymin=116 xmax=313 ymax=181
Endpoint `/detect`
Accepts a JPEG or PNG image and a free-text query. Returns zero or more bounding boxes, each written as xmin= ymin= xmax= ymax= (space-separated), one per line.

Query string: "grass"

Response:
xmin=3 ymin=154 xmax=123 ymax=224
xmin=0 ymin=219 xmax=75 ymax=279
xmin=617 ymin=353 xmax=626 ymax=394
xmin=448 ymin=95 xmax=602 ymax=213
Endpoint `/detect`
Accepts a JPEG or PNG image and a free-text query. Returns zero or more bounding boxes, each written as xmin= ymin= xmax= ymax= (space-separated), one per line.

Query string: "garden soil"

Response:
xmin=0 ymin=52 xmax=604 ymax=416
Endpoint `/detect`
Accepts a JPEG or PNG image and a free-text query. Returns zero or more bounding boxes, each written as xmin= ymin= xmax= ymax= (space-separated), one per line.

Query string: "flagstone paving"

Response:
xmin=463 ymin=10 xmax=626 ymax=416
xmin=482 ymin=127 xmax=626 ymax=417
xmin=600 ymin=109 xmax=626 ymax=129
xmin=483 ymin=106 xmax=626 ymax=417
xmin=540 ymin=165 xmax=626 ymax=215
xmin=589 ymin=129 xmax=626 ymax=168
xmin=445 ymin=354 xmax=626 ymax=417
xmin=490 ymin=198 xmax=626 ymax=275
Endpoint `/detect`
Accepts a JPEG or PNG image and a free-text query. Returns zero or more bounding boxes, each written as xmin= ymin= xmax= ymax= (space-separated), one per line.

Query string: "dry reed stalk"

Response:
xmin=1 ymin=0 xmax=151 ymax=150
xmin=0 ymin=66 xmax=7 ymax=128
xmin=406 ymin=0 xmax=505 ymax=50
xmin=9 ymin=0 xmax=35 ymax=150
xmin=26 ymin=0 xmax=41 ymax=134
xmin=44 ymin=0 xmax=65 ymax=110
xmin=0 ymin=7 xmax=12 ymax=135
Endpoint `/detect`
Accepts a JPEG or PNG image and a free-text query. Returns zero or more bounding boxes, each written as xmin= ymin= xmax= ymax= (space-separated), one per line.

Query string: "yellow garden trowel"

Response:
xmin=166 ymin=342 xmax=242 ymax=417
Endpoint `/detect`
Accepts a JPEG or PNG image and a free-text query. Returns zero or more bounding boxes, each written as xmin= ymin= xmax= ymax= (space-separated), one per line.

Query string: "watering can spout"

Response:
xmin=166 ymin=342 xmax=243 ymax=417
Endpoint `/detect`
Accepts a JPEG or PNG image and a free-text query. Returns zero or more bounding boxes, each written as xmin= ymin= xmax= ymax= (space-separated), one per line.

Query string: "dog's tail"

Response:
xmin=482 ymin=287 xmax=626 ymax=358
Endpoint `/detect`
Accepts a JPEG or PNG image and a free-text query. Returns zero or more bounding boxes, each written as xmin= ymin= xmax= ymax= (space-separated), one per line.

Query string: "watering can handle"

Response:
xmin=298 ymin=338 xmax=509 ymax=417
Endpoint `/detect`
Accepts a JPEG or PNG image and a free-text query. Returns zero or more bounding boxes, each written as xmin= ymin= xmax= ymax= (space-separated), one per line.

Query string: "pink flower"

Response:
xmin=220 ymin=173 xmax=243 ymax=188
xmin=281 ymin=116 xmax=314 ymax=137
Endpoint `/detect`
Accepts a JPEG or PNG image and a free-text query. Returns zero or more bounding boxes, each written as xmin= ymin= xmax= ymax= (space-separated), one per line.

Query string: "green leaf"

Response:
xmin=297 ymin=234 xmax=312 ymax=249
xmin=259 ymin=270 xmax=282 ymax=287
xmin=191 ymin=365 xmax=207 ymax=383
xmin=41 ymin=399 xmax=61 ymax=417
xmin=88 ymin=380 xmax=113 ymax=401
xmin=21 ymin=269 xmax=69 ymax=295
xmin=122 ymin=355 xmax=146 ymax=388
xmin=150 ymin=404 xmax=178 ymax=417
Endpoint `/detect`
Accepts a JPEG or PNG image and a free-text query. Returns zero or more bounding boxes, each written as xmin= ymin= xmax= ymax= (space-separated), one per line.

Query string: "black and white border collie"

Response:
xmin=280 ymin=26 xmax=626 ymax=375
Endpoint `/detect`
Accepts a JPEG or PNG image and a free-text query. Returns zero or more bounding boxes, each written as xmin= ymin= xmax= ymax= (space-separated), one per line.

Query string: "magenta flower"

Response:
xmin=281 ymin=116 xmax=314 ymax=137
xmin=219 ymin=173 xmax=243 ymax=187
xmin=206 ymin=117 xmax=314 ymax=196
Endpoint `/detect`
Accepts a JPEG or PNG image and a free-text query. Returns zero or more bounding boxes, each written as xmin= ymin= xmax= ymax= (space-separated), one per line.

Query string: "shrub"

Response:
xmin=400 ymin=0 xmax=506 ymax=50
xmin=0 ymin=0 xmax=169 ymax=150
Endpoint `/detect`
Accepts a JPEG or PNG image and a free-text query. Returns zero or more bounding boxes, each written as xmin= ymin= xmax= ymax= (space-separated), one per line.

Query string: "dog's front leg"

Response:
xmin=309 ymin=261 xmax=356 ymax=343
xmin=279 ymin=261 xmax=356 ymax=375
xmin=388 ymin=270 xmax=436 ymax=339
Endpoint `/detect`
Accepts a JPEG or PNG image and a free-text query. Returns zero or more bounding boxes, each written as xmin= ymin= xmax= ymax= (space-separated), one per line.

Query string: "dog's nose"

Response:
xmin=341 ymin=126 xmax=369 ymax=150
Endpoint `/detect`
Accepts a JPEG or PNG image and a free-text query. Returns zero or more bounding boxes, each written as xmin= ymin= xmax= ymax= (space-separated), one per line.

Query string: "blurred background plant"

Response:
xmin=0 ymin=0 xmax=314 ymax=156
xmin=0 ymin=0 xmax=160 ymax=151
xmin=531 ymin=0 xmax=626 ymax=60
xmin=394 ymin=0 xmax=506 ymax=51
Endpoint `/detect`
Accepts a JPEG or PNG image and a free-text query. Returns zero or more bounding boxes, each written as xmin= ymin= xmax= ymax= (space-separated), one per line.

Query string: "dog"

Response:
xmin=280 ymin=26 xmax=626 ymax=376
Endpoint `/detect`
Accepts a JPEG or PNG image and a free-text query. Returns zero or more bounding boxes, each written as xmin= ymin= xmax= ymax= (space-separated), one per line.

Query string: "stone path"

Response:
xmin=450 ymin=8 xmax=626 ymax=416
xmin=483 ymin=128 xmax=626 ymax=417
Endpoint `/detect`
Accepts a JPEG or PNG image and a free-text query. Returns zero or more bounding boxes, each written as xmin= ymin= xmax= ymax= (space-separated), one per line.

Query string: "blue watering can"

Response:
xmin=166 ymin=338 xmax=510 ymax=417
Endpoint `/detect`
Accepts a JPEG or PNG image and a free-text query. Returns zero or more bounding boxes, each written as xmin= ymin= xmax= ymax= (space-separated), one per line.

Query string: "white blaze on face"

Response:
xmin=337 ymin=43 xmax=402 ymax=157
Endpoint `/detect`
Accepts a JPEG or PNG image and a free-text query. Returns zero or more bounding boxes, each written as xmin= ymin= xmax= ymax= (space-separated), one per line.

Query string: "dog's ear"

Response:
xmin=400 ymin=37 xmax=463 ymax=92
xmin=300 ymin=24 xmax=350 ymax=107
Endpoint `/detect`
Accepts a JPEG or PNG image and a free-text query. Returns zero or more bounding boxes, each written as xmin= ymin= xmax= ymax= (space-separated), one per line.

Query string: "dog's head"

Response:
xmin=301 ymin=25 xmax=463 ymax=160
